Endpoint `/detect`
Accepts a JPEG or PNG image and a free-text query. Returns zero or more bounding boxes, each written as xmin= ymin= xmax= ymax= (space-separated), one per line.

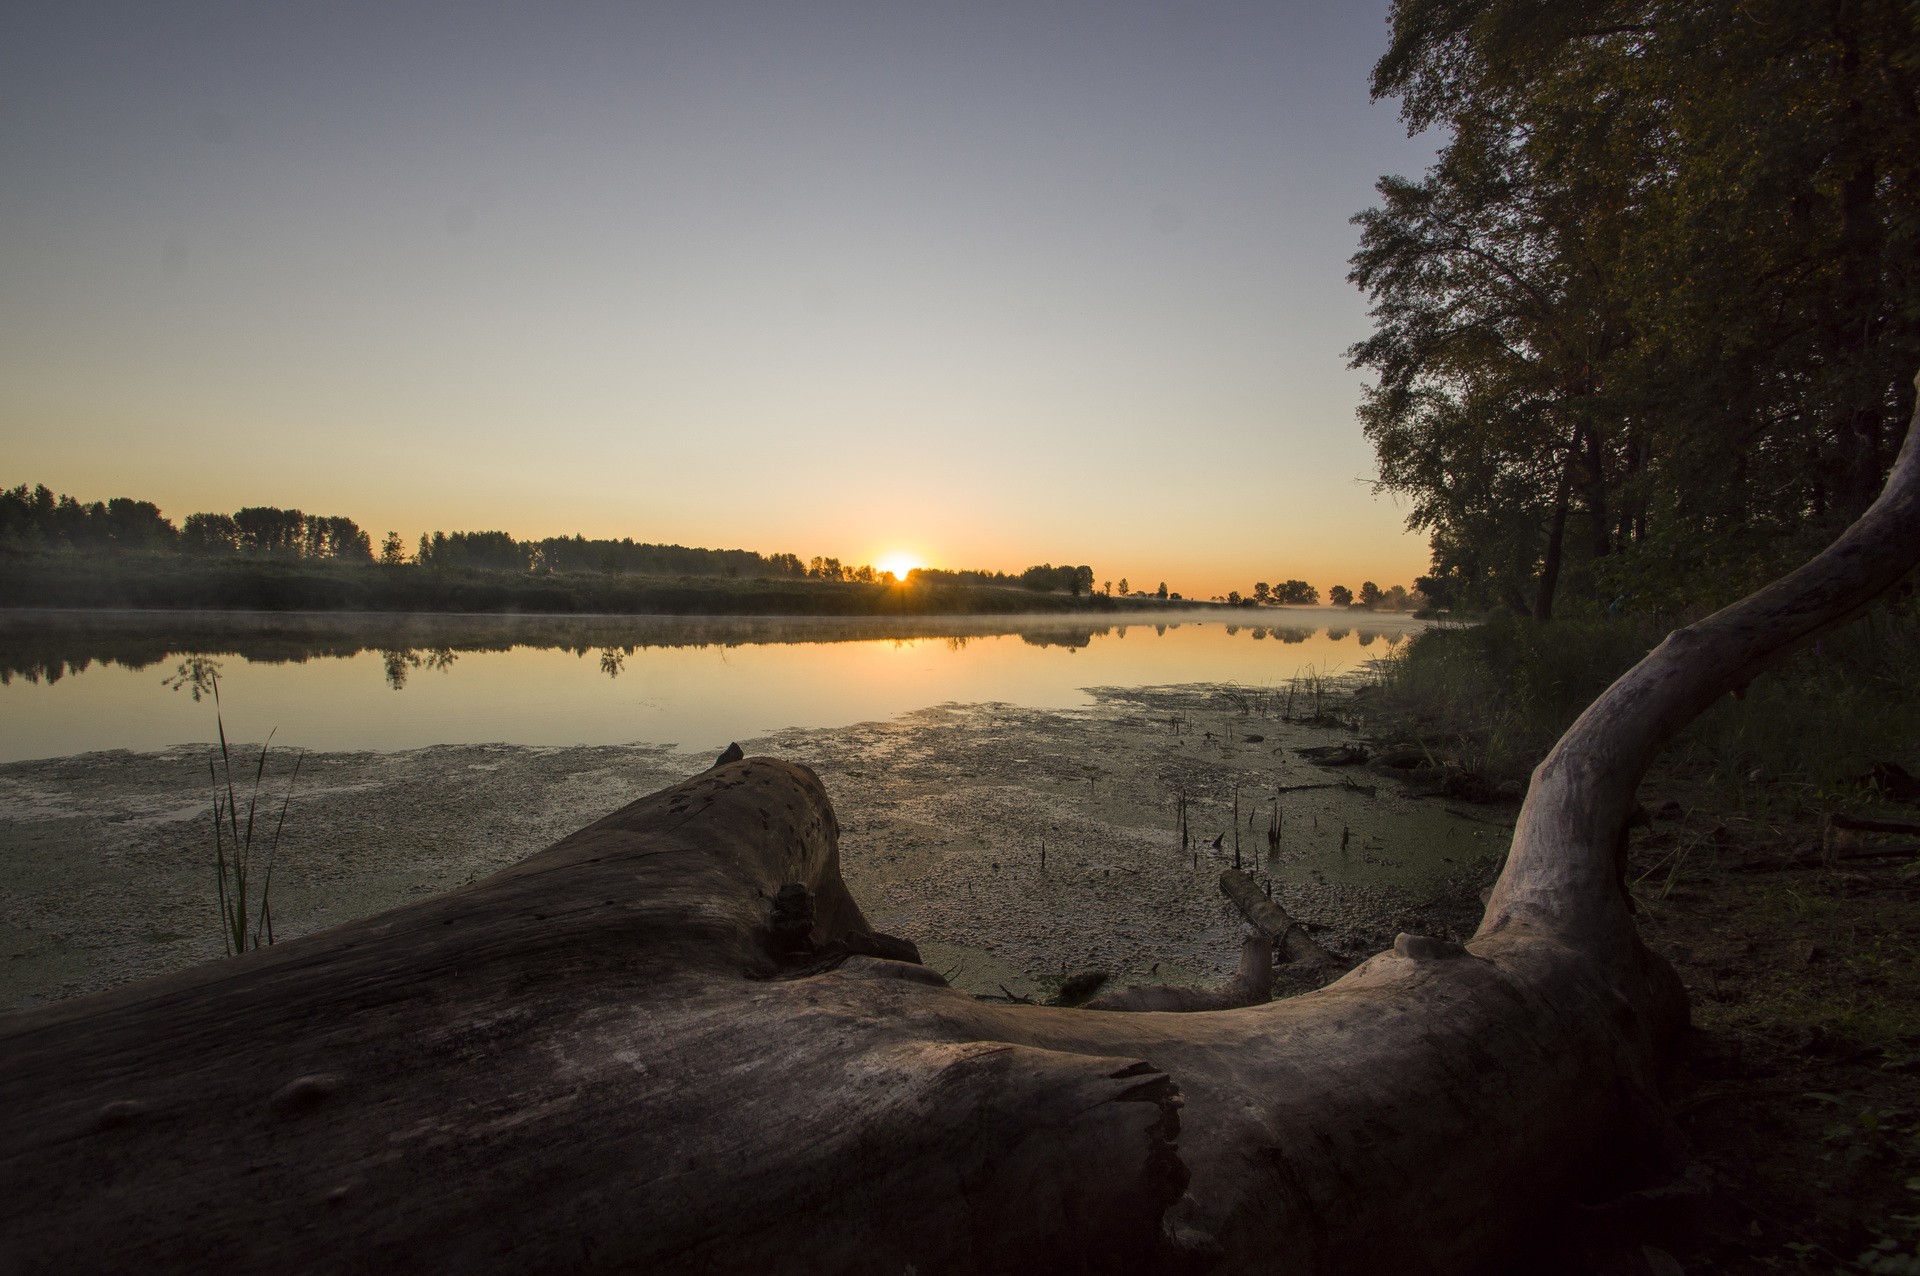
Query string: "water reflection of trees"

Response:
xmin=380 ymin=647 xmax=457 ymax=690
xmin=0 ymin=610 xmax=1431 ymax=690
xmin=161 ymin=656 xmax=224 ymax=701
xmin=1020 ymin=628 xmax=1104 ymax=650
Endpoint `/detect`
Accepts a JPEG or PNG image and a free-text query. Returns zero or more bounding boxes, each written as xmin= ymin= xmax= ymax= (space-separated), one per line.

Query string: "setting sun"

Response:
xmin=877 ymin=552 xmax=923 ymax=582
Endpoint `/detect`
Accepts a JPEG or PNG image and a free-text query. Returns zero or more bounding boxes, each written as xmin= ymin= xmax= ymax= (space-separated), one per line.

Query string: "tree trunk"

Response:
xmin=1584 ymin=419 xmax=1612 ymax=560
xmin=1534 ymin=426 xmax=1580 ymax=622
xmin=4 ymin=385 xmax=1918 ymax=1274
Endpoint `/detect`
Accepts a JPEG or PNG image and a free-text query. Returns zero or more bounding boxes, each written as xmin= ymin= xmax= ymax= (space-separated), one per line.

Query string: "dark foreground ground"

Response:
xmin=1621 ymin=772 xmax=1920 ymax=1275
xmin=3 ymin=677 xmax=1912 ymax=1271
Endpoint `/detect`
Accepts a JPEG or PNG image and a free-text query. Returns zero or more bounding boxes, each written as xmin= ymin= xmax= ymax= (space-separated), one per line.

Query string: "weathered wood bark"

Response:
xmin=4 ymin=384 xmax=1918 ymax=1273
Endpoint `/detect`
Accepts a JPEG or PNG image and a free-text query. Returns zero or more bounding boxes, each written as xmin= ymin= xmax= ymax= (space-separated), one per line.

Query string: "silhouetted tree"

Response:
xmin=103 ymin=498 xmax=176 ymax=550
xmin=1 ymin=485 xmax=179 ymax=552
xmin=1329 ymin=584 xmax=1354 ymax=607
xmin=181 ymin=513 xmax=241 ymax=555
xmin=1413 ymin=573 xmax=1456 ymax=611
xmin=233 ymin=507 xmax=307 ymax=555
xmin=417 ymin=531 xmax=528 ymax=571
xmin=1017 ymin=563 xmax=1095 ymax=594
xmin=1271 ymin=579 xmax=1319 ymax=605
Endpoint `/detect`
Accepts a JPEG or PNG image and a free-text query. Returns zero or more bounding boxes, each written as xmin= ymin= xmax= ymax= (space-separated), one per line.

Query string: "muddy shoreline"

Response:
xmin=0 ymin=684 xmax=1500 ymax=1011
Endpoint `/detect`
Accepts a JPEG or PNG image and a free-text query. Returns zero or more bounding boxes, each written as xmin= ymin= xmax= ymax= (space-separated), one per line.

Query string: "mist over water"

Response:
xmin=0 ymin=609 xmax=1426 ymax=762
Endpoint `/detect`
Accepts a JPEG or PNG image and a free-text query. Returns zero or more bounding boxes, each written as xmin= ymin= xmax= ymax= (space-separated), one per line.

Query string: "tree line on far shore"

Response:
xmin=1217 ymin=580 xmax=1425 ymax=612
xmin=0 ymin=485 xmax=377 ymax=562
xmin=0 ymin=484 xmax=1123 ymax=597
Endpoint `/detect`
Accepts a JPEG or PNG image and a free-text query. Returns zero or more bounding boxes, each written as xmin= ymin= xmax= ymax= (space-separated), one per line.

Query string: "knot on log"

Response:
xmin=268 ymin=1073 xmax=343 ymax=1118
xmin=767 ymin=882 xmax=815 ymax=955
xmin=763 ymin=876 xmax=924 ymax=977
xmin=92 ymin=1100 xmax=149 ymax=1131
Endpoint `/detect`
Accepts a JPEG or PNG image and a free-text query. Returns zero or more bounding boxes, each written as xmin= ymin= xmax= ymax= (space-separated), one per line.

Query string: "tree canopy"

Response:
xmin=1352 ymin=0 xmax=1919 ymax=618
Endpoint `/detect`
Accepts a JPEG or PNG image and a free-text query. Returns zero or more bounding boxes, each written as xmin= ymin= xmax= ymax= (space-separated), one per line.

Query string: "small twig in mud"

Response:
xmin=1233 ymin=784 xmax=1242 ymax=870
xmin=997 ymin=984 xmax=1034 ymax=1005
xmin=1729 ymin=845 xmax=1920 ymax=872
xmin=1275 ymin=780 xmax=1376 ymax=797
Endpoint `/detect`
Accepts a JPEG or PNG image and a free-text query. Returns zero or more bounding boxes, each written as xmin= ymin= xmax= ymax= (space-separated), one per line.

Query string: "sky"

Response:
xmin=0 ymin=1 xmax=1437 ymax=599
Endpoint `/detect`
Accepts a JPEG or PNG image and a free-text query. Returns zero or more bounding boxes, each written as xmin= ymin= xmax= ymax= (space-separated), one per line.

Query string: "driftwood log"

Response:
xmin=1083 ymin=870 xmax=1337 ymax=1012
xmin=4 ymin=385 xmax=1918 ymax=1272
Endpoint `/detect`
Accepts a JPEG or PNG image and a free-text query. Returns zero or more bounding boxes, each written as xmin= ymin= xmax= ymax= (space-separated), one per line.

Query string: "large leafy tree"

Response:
xmin=1354 ymin=0 xmax=1920 ymax=616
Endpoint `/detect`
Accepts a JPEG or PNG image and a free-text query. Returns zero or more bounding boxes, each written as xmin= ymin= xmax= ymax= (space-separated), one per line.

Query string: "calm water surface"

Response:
xmin=0 ymin=608 xmax=1425 ymax=762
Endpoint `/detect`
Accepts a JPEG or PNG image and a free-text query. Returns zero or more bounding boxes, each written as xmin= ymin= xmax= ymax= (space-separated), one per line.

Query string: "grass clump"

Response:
xmin=1358 ymin=612 xmax=1656 ymax=782
xmin=1681 ymin=598 xmax=1920 ymax=815
xmin=166 ymin=660 xmax=302 ymax=955
xmin=1360 ymin=591 xmax=1920 ymax=814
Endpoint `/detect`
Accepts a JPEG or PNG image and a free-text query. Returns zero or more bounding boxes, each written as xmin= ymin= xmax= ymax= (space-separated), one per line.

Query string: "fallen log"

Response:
xmin=1828 ymin=811 xmax=1920 ymax=838
xmin=1217 ymin=867 xmax=1340 ymax=970
xmin=1273 ymin=778 xmax=1377 ymax=796
xmin=1731 ymin=844 xmax=1920 ymax=872
xmin=3 ymin=385 xmax=1917 ymax=1271
xmin=1293 ymin=742 xmax=1369 ymax=766
xmin=1824 ymin=810 xmax=1920 ymax=862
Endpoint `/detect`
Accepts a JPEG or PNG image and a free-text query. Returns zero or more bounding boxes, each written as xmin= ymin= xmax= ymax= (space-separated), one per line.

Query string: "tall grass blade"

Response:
xmin=255 ymin=751 xmax=303 ymax=946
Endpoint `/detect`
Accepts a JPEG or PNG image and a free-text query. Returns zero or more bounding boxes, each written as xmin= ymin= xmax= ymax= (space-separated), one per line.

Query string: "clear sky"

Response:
xmin=1 ymin=1 xmax=1435 ymax=598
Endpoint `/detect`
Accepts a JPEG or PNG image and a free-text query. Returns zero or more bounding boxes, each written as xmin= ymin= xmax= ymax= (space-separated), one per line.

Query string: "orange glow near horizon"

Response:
xmin=878 ymin=552 xmax=924 ymax=582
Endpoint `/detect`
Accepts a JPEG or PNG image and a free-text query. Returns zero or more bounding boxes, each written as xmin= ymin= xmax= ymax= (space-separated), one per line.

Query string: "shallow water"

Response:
xmin=0 ymin=693 xmax=1503 ymax=1010
xmin=0 ymin=608 xmax=1493 ymax=1011
xmin=0 ymin=608 xmax=1425 ymax=761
